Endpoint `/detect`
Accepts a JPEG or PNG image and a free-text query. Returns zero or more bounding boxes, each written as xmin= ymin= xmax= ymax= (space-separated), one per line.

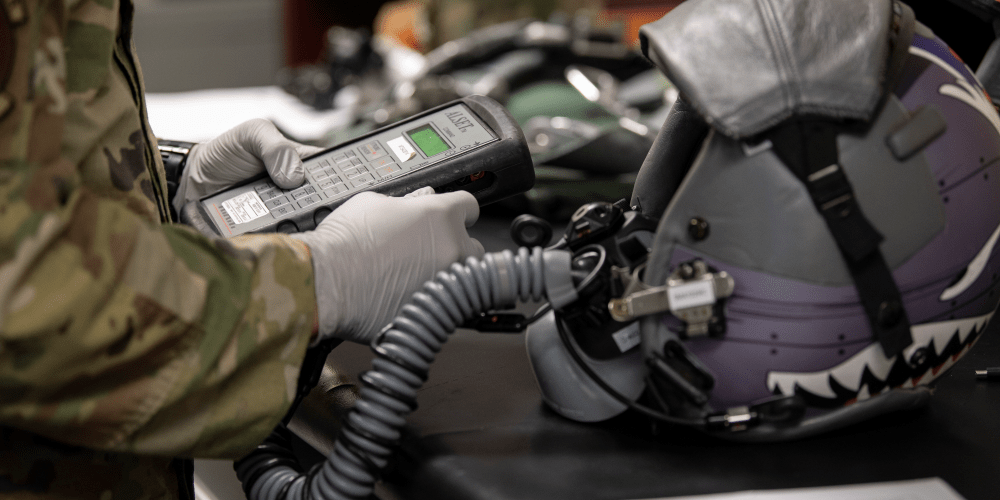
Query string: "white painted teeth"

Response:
xmin=906 ymin=315 xmax=990 ymax=361
xmin=766 ymin=312 xmax=994 ymax=402
xmin=858 ymin=384 xmax=873 ymax=400
xmin=767 ymin=374 xmax=796 ymax=398
xmin=768 ymin=371 xmax=837 ymax=399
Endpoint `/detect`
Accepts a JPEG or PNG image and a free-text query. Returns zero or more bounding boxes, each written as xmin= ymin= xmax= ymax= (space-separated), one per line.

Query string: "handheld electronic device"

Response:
xmin=180 ymin=95 xmax=534 ymax=237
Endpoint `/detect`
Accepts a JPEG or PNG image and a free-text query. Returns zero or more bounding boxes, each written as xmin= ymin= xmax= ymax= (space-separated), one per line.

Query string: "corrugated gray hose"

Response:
xmin=237 ymin=247 xmax=570 ymax=500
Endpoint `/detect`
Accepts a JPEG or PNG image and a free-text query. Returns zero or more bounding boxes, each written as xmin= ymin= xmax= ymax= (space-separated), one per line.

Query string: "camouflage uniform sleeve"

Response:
xmin=0 ymin=0 xmax=319 ymax=460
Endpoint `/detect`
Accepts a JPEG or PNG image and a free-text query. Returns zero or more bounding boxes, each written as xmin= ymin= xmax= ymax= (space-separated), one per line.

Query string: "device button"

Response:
xmin=359 ymin=141 xmax=387 ymax=161
xmin=254 ymin=181 xmax=276 ymax=193
xmin=350 ymin=157 xmax=362 ymax=166
xmin=350 ymin=173 xmax=375 ymax=188
xmin=373 ymin=162 xmax=400 ymax=179
xmin=370 ymin=157 xmax=394 ymax=168
xmin=317 ymin=179 xmax=336 ymax=190
xmin=270 ymin=204 xmax=295 ymax=218
xmin=296 ymin=195 xmax=320 ymax=209
xmin=313 ymin=207 xmax=333 ymax=226
xmin=264 ymin=196 xmax=290 ymax=209
xmin=323 ymin=183 xmax=349 ymax=197
xmin=276 ymin=220 xmax=298 ymax=233
xmin=312 ymin=170 xmax=331 ymax=181
xmin=290 ymin=186 xmax=317 ymax=200
xmin=347 ymin=168 xmax=372 ymax=180
xmin=258 ymin=188 xmax=282 ymax=201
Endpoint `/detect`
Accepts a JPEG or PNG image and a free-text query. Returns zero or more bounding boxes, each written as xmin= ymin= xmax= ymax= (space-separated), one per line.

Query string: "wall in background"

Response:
xmin=132 ymin=0 xmax=283 ymax=92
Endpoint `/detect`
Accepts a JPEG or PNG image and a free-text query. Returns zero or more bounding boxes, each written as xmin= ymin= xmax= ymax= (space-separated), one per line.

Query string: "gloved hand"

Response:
xmin=291 ymin=187 xmax=485 ymax=344
xmin=172 ymin=119 xmax=323 ymax=215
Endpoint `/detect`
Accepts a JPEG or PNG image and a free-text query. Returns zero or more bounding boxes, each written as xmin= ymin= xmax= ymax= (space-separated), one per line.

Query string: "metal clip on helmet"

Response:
xmin=528 ymin=0 xmax=1000 ymax=440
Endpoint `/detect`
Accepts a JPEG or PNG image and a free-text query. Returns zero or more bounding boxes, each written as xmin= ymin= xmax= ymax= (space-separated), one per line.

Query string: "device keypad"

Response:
xmin=220 ymin=141 xmax=420 ymax=230
xmin=203 ymin=102 xmax=498 ymax=236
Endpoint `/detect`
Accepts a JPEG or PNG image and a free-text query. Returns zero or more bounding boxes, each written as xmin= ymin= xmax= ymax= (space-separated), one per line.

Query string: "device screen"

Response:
xmin=407 ymin=124 xmax=451 ymax=157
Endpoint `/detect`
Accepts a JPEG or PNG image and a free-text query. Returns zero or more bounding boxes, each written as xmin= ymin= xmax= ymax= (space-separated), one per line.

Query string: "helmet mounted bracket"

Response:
xmin=609 ymin=259 xmax=734 ymax=338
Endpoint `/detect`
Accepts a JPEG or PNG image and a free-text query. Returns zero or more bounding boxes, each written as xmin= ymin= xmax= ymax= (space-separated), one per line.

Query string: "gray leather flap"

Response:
xmin=640 ymin=0 xmax=894 ymax=138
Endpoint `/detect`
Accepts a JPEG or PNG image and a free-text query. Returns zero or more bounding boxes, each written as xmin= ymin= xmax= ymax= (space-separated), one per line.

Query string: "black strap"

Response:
xmin=768 ymin=119 xmax=913 ymax=358
xmin=157 ymin=139 xmax=196 ymax=223
xmin=173 ymin=457 xmax=195 ymax=500
xmin=282 ymin=337 xmax=342 ymax=425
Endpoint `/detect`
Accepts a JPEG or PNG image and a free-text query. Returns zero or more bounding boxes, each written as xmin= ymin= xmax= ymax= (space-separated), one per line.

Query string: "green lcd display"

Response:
xmin=407 ymin=124 xmax=450 ymax=157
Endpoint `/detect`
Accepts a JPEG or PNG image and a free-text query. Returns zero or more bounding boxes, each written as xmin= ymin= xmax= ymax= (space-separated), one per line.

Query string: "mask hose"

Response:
xmin=236 ymin=247 xmax=551 ymax=500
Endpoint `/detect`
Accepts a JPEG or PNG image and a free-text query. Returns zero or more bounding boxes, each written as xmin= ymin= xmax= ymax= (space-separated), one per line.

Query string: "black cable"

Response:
xmin=546 ymin=237 xmax=569 ymax=251
xmin=525 ymin=304 xmax=552 ymax=325
xmin=645 ymin=371 xmax=675 ymax=415
xmin=471 ymin=243 xmax=602 ymax=334
xmin=571 ymin=244 xmax=608 ymax=294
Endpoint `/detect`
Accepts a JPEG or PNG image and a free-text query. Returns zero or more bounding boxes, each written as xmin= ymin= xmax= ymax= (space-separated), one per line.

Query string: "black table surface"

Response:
xmin=293 ymin=216 xmax=1000 ymax=500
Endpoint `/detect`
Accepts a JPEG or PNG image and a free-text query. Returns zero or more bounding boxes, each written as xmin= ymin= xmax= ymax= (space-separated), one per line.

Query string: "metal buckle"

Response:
xmin=705 ymin=406 xmax=757 ymax=432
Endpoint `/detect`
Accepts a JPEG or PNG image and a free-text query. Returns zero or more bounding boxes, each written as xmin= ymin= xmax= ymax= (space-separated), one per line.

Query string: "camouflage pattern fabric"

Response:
xmin=0 ymin=1 xmax=318 ymax=497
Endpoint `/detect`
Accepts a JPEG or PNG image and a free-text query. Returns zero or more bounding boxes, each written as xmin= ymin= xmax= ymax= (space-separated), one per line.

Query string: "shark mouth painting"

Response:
xmin=767 ymin=312 xmax=995 ymax=408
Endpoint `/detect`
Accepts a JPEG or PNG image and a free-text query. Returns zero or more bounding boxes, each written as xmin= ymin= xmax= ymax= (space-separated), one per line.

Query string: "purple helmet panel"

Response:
xmin=890 ymin=33 xmax=1000 ymax=318
xmin=684 ymin=337 xmax=870 ymax=409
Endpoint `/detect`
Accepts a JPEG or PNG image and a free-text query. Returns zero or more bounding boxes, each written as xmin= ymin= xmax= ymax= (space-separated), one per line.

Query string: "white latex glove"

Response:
xmin=172 ymin=118 xmax=324 ymax=215
xmin=291 ymin=187 xmax=485 ymax=344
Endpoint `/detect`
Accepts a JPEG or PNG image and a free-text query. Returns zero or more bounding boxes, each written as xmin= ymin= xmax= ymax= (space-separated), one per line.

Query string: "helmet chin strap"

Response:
xmin=766 ymin=118 xmax=914 ymax=360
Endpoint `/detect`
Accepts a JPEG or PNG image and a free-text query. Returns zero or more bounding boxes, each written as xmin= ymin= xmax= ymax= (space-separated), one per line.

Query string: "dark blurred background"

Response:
xmin=132 ymin=0 xmax=996 ymax=93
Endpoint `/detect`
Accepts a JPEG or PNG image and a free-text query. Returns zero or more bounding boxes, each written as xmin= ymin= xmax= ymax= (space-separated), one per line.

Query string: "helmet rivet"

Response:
xmin=877 ymin=300 xmax=903 ymax=328
xmin=688 ymin=217 xmax=710 ymax=241
xmin=679 ymin=263 xmax=695 ymax=279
